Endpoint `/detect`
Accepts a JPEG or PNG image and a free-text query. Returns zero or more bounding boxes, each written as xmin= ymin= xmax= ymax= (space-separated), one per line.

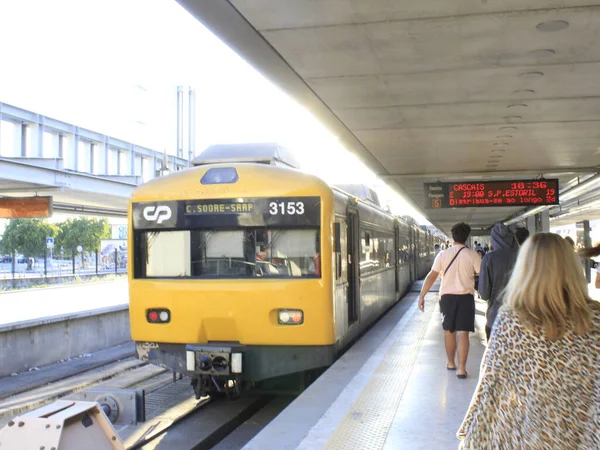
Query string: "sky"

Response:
xmin=0 ymin=0 xmax=426 ymax=223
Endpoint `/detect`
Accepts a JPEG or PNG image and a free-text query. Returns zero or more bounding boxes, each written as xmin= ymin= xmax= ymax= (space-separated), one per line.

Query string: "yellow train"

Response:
xmin=128 ymin=144 xmax=440 ymax=398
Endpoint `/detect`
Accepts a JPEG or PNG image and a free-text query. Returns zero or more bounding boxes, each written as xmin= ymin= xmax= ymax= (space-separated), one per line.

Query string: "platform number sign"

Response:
xmin=46 ymin=237 xmax=54 ymax=249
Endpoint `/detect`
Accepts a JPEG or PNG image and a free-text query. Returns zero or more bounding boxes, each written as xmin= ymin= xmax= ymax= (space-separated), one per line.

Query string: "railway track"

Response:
xmin=0 ymin=343 xmax=294 ymax=449
xmin=119 ymin=377 xmax=294 ymax=449
xmin=126 ymin=394 xmax=288 ymax=450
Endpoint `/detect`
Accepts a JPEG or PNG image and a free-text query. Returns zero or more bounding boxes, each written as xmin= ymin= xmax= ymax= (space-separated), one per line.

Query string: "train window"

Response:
xmin=360 ymin=228 xmax=394 ymax=274
xmin=398 ymin=235 xmax=410 ymax=264
xmin=334 ymin=223 xmax=341 ymax=253
xmin=135 ymin=228 xmax=320 ymax=279
xmin=144 ymin=231 xmax=192 ymax=277
xmin=191 ymin=231 xmax=252 ymax=277
xmin=384 ymin=236 xmax=396 ymax=266
xmin=334 ymin=222 xmax=342 ymax=280
xmin=255 ymin=229 xmax=320 ymax=277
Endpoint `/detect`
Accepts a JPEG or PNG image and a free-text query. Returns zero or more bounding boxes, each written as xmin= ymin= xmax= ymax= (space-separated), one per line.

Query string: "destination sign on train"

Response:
xmin=185 ymin=202 xmax=255 ymax=215
xmin=132 ymin=196 xmax=321 ymax=229
xmin=424 ymin=179 xmax=559 ymax=209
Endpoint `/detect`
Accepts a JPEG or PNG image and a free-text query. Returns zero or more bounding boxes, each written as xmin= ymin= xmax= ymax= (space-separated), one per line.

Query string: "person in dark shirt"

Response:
xmin=479 ymin=224 xmax=526 ymax=340
xmin=515 ymin=227 xmax=530 ymax=247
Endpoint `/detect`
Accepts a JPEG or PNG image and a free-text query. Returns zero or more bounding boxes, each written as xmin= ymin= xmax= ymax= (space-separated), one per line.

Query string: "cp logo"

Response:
xmin=143 ymin=205 xmax=172 ymax=224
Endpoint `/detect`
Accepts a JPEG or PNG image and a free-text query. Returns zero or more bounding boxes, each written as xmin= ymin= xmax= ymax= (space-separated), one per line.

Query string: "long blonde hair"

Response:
xmin=504 ymin=232 xmax=593 ymax=340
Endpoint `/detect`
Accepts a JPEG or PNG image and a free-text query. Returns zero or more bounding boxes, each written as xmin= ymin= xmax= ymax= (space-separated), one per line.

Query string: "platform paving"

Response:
xmin=0 ymin=279 xmax=128 ymax=325
xmin=245 ymin=279 xmax=487 ymax=449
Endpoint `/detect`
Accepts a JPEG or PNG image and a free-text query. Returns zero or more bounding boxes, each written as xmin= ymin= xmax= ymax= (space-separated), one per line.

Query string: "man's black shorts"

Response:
xmin=439 ymin=294 xmax=475 ymax=332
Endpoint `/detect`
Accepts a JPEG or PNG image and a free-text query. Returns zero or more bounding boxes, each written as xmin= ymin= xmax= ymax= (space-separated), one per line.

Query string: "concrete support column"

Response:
xmin=103 ymin=140 xmax=110 ymax=175
xmin=129 ymin=145 xmax=135 ymax=176
xmin=116 ymin=151 xmax=122 ymax=175
xmin=577 ymin=220 xmax=592 ymax=283
xmin=138 ymin=156 xmax=144 ymax=180
xmin=58 ymin=134 xmax=64 ymax=159
xmin=177 ymin=86 xmax=184 ymax=159
xmin=21 ymin=124 xmax=28 ymax=156
xmin=188 ymin=87 xmax=195 ymax=163
xmin=535 ymin=209 xmax=550 ymax=232
xmin=90 ymin=143 xmax=96 ymax=174
xmin=526 ymin=215 xmax=536 ymax=234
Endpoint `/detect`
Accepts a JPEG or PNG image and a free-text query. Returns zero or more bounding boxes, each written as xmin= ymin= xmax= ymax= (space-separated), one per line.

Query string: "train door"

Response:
xmin=394 ymin=223 xmax=400 ymax=297
xmin=414 ymin=230 xmax=420 ymax=279
xmin=408 ymin=226 xmax=415 ymax=282
xmin=346 ymin=208 xmax=360 ymax=324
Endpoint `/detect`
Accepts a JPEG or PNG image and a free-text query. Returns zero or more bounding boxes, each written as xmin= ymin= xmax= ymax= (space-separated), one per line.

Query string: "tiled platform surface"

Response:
xmin=245 ymin=281 xmax=487 ymax=450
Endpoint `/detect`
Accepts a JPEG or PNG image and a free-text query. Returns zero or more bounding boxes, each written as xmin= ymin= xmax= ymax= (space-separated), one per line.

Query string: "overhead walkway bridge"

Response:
xmin=0 ymin=102 xmax=189 ymax=216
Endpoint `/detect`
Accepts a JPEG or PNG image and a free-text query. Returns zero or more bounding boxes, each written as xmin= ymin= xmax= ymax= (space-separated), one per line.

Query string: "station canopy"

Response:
xmin=179 ymin=0 xmax=600 ymax=233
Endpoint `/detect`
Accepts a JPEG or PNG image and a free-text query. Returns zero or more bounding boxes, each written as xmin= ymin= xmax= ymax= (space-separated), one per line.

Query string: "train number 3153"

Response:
xmin=269 ymin=201 xmax=305 ymax=215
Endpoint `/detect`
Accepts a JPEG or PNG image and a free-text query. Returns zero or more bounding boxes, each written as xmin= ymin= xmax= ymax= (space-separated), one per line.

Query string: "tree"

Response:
xmin=1 ymin=219 xmax=60 ymax=258
xmin=55 ymin=217 xmax=111 ymax=255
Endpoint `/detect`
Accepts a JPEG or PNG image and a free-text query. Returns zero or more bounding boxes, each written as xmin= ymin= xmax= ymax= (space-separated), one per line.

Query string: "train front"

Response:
xmin=128 ymin=162 xmax=335 ymax=398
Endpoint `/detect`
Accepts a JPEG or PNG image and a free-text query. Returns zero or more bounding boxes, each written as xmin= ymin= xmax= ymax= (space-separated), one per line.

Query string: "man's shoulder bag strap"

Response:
xmin=443 ymin=247 xmax=465 ymax=275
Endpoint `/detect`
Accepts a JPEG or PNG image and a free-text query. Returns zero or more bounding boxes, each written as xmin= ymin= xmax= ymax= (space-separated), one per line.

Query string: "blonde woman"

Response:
xmin=457 ymin=233 xmax=600 ymax=449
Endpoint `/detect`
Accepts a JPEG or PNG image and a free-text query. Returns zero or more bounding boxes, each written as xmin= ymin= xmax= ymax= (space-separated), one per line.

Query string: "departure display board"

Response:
xmin=424 ymin=179 xmax=559 ymax=209
xmin=185 ymin=202 xmax=255 ymax=215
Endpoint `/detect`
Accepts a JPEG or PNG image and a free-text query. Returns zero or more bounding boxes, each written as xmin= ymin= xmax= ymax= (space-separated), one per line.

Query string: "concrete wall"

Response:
xmin=0 ymin=305 xmax=131 ymax=377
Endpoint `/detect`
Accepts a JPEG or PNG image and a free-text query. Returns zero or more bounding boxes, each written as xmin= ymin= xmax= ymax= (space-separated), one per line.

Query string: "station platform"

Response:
xmin=245 ymin=282 xmax=487 ymax=450
xmin=0 ymin=279 xmax=128 ymax=326
xmin=0 ymin=277 xmax=593 ymax=328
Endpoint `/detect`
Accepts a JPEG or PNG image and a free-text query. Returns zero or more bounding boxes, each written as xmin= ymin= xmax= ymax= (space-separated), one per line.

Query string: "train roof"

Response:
xmin=137 ymin=141 xmax=430 ymax=231
xmin=192 ymin=143 xmax=300 ymax=169
xmin=334 ymin=184 xmax=381 ymax=207
xmin=131 ymin=161 xmax=331 ymax=202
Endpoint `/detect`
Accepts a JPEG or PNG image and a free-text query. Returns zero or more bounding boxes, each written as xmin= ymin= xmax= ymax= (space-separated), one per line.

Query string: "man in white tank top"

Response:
xmin=418 ymin=223 xmax=481 ymax=378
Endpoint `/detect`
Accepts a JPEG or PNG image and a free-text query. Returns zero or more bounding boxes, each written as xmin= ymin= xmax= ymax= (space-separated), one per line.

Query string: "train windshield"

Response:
xmin=136 ymin=228 xmax=320 ymax=279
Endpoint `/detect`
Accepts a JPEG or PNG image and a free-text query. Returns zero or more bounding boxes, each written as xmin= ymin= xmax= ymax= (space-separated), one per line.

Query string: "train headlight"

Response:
xmin=201 ymin=167 xmax=238 ymax=185
xmin=278 ymin=309 xmax=304 ymax=325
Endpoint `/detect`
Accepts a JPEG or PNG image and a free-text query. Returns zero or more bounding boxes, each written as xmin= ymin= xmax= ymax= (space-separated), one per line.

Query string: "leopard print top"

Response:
xmin=457 ymin=305 xmax=600 ymax=449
